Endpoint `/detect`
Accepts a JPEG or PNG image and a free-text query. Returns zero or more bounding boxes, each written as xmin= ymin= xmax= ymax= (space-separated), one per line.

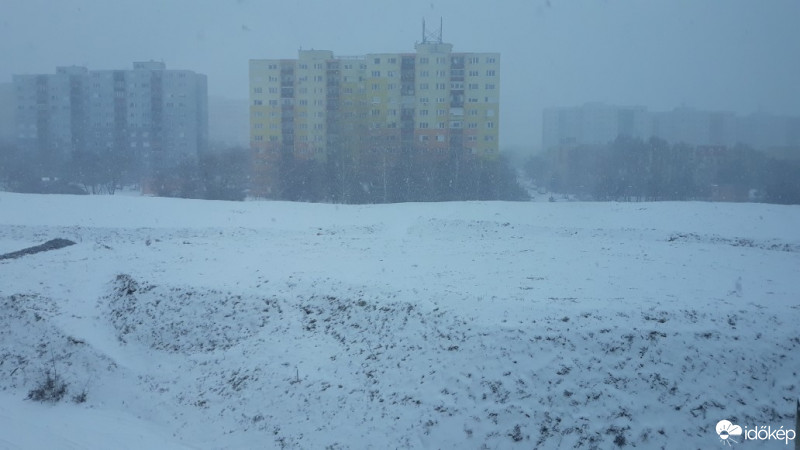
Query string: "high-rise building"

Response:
xmin=249 ymin=30 xmax=500 ymax=193
xmin=12 ymin=62 xmax=208 ymax=181
xmin=543 ymin=103 xmax=799 ymax=152
xmin=0 ymin=82 xmax=14 ymax=145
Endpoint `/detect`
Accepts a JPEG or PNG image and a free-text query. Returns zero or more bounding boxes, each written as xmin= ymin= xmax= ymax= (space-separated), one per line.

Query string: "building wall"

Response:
xmin=0 ymin=83 xmax=15 ymax=144
xmin=249 ymin=41 xmax=500 ymax=165
xmin=544 ymin=103 xmax=797 ymax=151
xmin=12 ymin=62 xmax=208 ymax=179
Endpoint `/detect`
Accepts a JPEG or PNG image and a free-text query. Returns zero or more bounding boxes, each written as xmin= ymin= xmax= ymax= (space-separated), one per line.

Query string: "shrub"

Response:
xmin=27 ymin=369 xmax=68 ymax=403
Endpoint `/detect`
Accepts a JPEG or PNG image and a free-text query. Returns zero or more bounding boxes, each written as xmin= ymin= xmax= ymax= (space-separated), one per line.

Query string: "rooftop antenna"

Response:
xmin=422 ymin=17 xmax=443 ymax=44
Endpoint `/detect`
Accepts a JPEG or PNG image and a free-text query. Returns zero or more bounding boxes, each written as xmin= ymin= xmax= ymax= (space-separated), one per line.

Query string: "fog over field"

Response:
xmin=1 ymin=1 xmax=799 ymax=448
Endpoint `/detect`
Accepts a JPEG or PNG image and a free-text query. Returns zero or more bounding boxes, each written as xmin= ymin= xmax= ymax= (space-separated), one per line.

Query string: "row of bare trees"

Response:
xmin=254 ymin=147 xmax=528 ymax=203
xmin=526 ymin=136 xmax=800 ymax=204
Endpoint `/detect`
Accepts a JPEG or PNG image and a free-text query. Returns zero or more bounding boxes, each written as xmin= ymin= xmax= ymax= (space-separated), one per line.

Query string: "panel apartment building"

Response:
xmin=543 ymin=103 xmax=800 ymax=152
xmin=249 ymin=37 xmax=500 ymax=168
xmin=13 ymin=61 xmax=208 ymax=181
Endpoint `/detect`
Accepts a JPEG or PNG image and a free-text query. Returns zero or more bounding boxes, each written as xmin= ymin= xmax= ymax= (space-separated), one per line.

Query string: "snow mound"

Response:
xmin=0 ymin=293 xmax=118 ymax=400
xmin=106 ymin=274 xmax=282 ymax=353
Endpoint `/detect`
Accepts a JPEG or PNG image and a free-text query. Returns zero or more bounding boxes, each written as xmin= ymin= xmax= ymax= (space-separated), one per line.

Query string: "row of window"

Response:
xmin=252 ymin=69 xmax=496 ymax=88
xmin=367 ymin=55 xmax=496 ymax=65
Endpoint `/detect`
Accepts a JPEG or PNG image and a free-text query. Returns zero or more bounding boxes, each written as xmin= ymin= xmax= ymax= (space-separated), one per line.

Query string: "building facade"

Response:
xmin=13 ymin=62 xmax=208 ymax=181
xmin=0 ymin=83 xmax=15 ymax=145
xmin=543 ymin=103 xmax=799 ymax=152
xmin=249 ymin=39 xmax=500 ymax=172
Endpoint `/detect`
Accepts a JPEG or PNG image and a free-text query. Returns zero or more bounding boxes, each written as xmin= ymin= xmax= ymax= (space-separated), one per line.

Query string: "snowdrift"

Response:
xmin=0 ymin=192 xmax=798 ymax=448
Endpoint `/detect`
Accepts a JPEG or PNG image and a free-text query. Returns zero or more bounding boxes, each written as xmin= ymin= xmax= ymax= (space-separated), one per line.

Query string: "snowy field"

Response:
xmin=0 ymin=192 xmax=798 ymax=449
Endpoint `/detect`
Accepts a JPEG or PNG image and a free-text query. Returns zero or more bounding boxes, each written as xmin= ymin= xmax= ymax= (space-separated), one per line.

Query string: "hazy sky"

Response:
xmin=2 ymin=0 xmax=799 ymax=149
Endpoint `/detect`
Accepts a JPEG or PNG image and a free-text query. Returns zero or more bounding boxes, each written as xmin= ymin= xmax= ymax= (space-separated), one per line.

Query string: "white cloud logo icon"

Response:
xmin=716 ymin=420 xmax=743 ymax=446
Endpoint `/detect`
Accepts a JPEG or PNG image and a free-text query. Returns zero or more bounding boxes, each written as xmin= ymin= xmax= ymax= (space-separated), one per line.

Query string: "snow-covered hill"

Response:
xmin=1 ymin=192 xmax=798 ymax=449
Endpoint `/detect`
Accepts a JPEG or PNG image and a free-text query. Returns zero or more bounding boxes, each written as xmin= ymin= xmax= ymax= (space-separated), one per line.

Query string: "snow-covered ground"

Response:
xmin=0 ymin=192 xmax=798 ymax=449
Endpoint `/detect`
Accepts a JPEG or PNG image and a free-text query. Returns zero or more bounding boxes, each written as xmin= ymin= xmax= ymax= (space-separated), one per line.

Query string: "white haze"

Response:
xmin=1 ymin=0 xmax=799 ymax=149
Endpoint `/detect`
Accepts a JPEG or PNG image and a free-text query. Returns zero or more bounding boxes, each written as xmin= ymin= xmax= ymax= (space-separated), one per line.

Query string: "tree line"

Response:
xmin=526 ymin=136 xmax=800 ymax=204
xmin=257 ymin=147 xmax=528 ymax=203
xmin=0 ymin=142 xmax=528 ymax=203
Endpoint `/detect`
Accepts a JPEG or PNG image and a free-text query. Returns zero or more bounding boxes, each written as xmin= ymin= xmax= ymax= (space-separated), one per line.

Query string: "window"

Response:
xmin=419 ymin=83 xmax=429 ymax=90
xmin=487 ymin=122 xmax=495 ymax=129
xmin=467 ymin=122 xmax=478 ymax=129
xmin=253 ymin=100 xmax=263 ymax=106
xmin=372 ymin=70 xmax=381 ymax=77
xmin=420 ymin=70 xmax=429 ymax=77
xmin=419 ymin=122 xmax=429 ymax=129
xmin=486 ymin=70 xmax=496 ymax=76
xmin=388 ymin=57 xmax=396 ymax=63
xmin=468 ymin=70 xmax=479 ymax=77
xmin=437 ymin=109 xmax=447 ymax=116
xmin=486 ymin=57 xmax=496 ymax=64
xmin=418 ymin=57 xmax=429 ymax=64
xmin=374 ymin=57 xmax=380 ymax=64
xmin=436 ymin=135 xmax=446 ymax=142
xmin=468 ymin=83 xmax=479 ymax=90
xmin=435 ymin=83 xmax=446 ymax=90
xmin=253 ymin=87 xmax=263 ymax=93
xmin=485 ymin=84 xmax=496 ymax=90
xmin=419 ymin=109 xmax=429 ymax=116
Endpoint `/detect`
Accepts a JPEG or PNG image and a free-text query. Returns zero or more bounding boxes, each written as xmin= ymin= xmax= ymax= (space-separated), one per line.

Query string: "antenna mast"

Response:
xmin=421 ymin=17 xmax=443 ymax=44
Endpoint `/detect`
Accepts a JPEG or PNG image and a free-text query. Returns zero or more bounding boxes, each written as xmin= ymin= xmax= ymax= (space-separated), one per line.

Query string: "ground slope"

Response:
xmin=0 ymin=192 xmax=798 ymax=449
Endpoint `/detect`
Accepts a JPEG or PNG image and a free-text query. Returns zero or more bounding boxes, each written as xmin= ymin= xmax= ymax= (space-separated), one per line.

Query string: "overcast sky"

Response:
xmin=2 ymin=0 xmax=799 ymax=149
